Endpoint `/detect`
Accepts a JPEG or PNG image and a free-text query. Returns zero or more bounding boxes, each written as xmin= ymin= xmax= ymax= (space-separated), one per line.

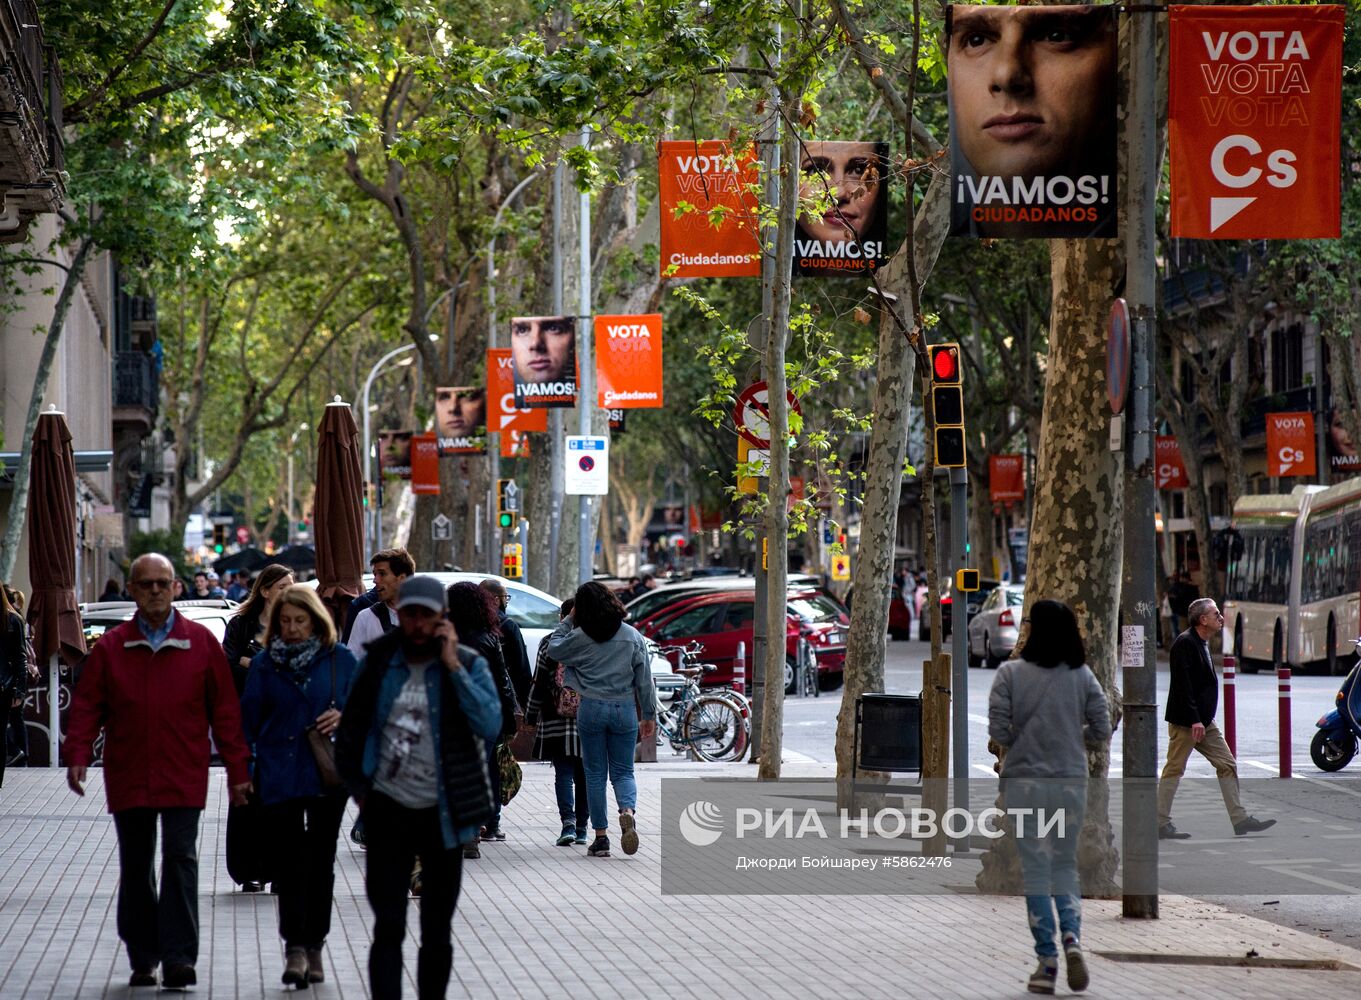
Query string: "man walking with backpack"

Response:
xmin=347 ymin=549 xmax=413 ymax=657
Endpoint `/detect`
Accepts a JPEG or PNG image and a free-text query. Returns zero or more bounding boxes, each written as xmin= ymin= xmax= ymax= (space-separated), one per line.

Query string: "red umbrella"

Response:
xmin=313 ymin=397 xmax=365 ymax=625
xmin=26 ymin=408 xmax=87 ymax=667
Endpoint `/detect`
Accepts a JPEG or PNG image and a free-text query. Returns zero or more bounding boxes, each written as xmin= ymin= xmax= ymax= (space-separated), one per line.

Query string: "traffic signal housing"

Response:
xmin=929 ymin=342 xmax=966 ymax=468
xmin=501 ymin=543 xmax=523 ymax=579
xmin=496 ymin=479 xmax=519 ymax=532
xmin=211 ymin=523 xmax=227 ymax=553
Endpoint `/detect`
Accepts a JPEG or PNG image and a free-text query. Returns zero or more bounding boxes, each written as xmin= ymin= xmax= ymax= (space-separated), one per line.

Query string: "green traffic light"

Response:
xmin=214 ymin=544 xmax=224 ymax=554
xmin=498 ymin=513 xmax=513 ymax=528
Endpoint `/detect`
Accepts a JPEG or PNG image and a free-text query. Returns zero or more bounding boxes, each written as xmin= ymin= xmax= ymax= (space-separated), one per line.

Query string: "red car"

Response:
xmin=636 ymin=589 xmax=848 ymax=693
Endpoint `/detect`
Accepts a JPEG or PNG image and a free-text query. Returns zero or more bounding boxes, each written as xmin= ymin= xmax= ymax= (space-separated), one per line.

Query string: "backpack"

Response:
xmin=373 ymin=602 xmax=394 ymax=632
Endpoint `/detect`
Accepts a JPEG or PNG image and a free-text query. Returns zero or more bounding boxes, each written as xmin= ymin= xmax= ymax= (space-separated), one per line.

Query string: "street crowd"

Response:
xmin=0 ymin=549 xmax=1282 ymax=998
xmin=52 ymin=547 xmax=654 ymax=997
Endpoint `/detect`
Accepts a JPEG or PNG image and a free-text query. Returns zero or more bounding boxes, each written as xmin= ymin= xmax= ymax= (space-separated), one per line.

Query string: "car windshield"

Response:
xmin=506 ymin=588 xmax=561 ymax=630
xmin=787 ymin=594 xmax=844 ymax=623
xmin=1007 ymin=590 xmax=1025 ymax=607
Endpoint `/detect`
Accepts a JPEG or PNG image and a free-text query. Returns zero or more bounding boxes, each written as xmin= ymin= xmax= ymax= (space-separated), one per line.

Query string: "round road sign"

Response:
xmin=579 ymin=455 xmax=595 ymax=472
xmin=734 ymin=381 xmax=802 ymax=449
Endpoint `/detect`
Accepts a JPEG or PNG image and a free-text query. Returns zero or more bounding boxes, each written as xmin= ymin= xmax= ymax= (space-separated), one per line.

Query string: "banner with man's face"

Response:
xmin=511 ymin=315 xmax=578 ymax=408
xmin=487 ymin=348 xmax=548 ymax=437
xmin=379 ymin=430 xmax=412 ymax=479
xmin=946 ymin=4 xmax=1118 ymax=238
xmin=795 ymin=141 xmax=890 ymax=277
xmin=595 ymin=313 xmax=663 ymax=408
xmin=435 ymin=385 xmax=486 ymax=455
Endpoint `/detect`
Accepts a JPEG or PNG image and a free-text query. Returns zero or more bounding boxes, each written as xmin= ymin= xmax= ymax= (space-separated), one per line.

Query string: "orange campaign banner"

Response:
xmin=595 ymin=313 xmax=663 ymax=409
xmin=1266 ymin=412 xmax=1316 ymax=477
xmin=487 ymin=349 xmax=548 ymax=442
xmin=657 ymin=140 xmax=761 ymax=279
xmin=989 ymin=454 xmax=1025 ymax=502
xmin=410 ymin=433 xmax=440 ymax=495
xmin=500 ymin=428 xmax=530 ymax=459
xmin=1169 ymin=5 xmax=1343 ymax=239
xmin=1155 ymin=436 xmax=1190 ymax=490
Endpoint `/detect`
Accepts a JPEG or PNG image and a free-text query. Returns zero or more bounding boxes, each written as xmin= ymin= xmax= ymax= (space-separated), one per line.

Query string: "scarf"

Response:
xmin=268 ymin=635 xmax=323 ymax=688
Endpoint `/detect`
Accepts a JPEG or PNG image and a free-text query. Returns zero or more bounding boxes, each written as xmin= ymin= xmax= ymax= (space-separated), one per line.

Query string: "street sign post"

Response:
xmin=565 ymin=436 xmax=609 ymax=495
xmin=431 ymin=512 xmax=453 ymax=541
xmin=734 ymin=380 xmax=801 ymax=450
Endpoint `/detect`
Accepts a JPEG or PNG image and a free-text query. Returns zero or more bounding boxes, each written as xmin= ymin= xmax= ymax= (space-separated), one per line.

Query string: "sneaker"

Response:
xmin=1063 ymin=936 xmax=1089 ymax=993
xmin=306 ymin=948 xmax=325 ymax=984
xmin=282 ymin=947 xmax=309 ymax=989
xmin=574 ymin=830 xmax=588 ymax=845
xmin=619 ymin=812 xmax=639 ymax=856
xmin=556 ymin=825 xmax=576 ymax=847
xmin=350 ymin=819 xmax=367 ymax=850
xmin=464 ymin=842 xmax=481 ymax=859
xmin=1026 ymin=959 xmax=1057 ymax=995
xmin=587 ymin=835 xmax=611 ymax=858
xmin=161 ymin=965 xmax=197 ymax=990
xmin=129 ymin=970 xmax=157 ymax=988
xmin=1158 ymin=822 xmax=1191 ymax=840
xmin=481 ymin=823 xmax=507 ymax=842
xmin=1233 ymin=816 xmax=1277 ymax=836
xmin=241 ymin=881 xmax=264 ymax=893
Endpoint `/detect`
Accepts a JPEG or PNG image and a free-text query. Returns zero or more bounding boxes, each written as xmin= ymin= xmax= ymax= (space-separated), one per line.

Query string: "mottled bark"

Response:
xmin=976 ymin=237 xmax=1126 ymax=896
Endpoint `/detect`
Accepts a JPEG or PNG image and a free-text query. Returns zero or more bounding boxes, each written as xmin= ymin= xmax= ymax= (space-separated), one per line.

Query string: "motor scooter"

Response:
xmin=1311 ymin=637 xmax=1361 ymax=772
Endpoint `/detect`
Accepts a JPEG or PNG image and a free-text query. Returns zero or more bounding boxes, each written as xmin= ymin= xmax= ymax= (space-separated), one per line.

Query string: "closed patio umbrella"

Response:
xmin=25 ymin=407 xmax=87 ymax=767
xmin=313 ymin=397 xmax=365 ymax=625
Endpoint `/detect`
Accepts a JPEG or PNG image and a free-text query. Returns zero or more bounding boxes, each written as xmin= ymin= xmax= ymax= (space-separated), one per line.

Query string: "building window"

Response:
xmin=1271 ymin=324 xmax=1304 ymax=393
xmin=1210 ymin=482 xmax=1228 ymax=518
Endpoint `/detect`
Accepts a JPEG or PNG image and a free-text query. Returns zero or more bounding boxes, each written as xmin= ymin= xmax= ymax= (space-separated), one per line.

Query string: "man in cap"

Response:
xmin=336 ymin=575 xmax=502 ymax=1000
xmin=66 ymin=553 xmax=251 ymax=990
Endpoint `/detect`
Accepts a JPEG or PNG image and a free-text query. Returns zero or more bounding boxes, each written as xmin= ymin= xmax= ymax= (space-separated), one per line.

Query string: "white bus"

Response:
xmin=1223 ymin=479 xmax=1361 ymax=675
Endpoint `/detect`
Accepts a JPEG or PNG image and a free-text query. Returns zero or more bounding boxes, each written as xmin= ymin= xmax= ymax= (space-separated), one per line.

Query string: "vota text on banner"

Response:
xmin=945 ymin=4 xmax=1118 ymax=239
xmin=658 ymin=140 xmax=761 ymax=278
xmin=1169 ymin=5 xmax=1343 ymax=239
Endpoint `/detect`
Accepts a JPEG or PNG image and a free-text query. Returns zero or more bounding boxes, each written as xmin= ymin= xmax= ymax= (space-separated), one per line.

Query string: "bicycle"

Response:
xmin=653 ymin=642 xmax=750 ymax=762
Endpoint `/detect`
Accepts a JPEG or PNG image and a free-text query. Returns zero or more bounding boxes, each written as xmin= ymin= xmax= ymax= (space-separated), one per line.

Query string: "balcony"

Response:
xmin=0 ymin=1 xmax=65 ymax=244
xmin=113 ymin=351 xmax=159 ymax=432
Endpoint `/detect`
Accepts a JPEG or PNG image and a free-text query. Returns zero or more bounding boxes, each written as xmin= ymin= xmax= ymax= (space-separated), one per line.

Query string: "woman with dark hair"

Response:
xmin=241 ymin=585 xmax=358 ymax=988
xmin=224 ymin=564 xmax=295 ymax=695
xmin=546 ymin=581 xmax=657 ymax=859
xmin=988 ymin=599 xmax=1110 ymax=996
xmin=0 ymin=583 xmax=30 ymax=784
xmin=523 ymin=598 xmax=588 ymax=846
xmin=446 ymin=581 xmax=520 ymax=856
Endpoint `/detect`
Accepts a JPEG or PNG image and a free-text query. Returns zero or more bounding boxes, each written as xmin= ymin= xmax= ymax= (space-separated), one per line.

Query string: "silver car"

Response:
xmin=966 ymin=584 xmax=1024 ymax=669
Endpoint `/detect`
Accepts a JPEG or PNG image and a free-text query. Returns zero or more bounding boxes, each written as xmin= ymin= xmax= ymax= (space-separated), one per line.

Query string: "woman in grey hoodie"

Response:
xmin=988 ymin=599 xmax=1111 ymax=996
xmin=546 ymin=582 xmax=657 ymax=858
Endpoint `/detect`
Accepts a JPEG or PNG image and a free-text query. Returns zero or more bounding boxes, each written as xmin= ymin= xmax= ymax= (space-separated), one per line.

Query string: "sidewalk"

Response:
xmin=1 ymin=762 xmax=1358 ymax=999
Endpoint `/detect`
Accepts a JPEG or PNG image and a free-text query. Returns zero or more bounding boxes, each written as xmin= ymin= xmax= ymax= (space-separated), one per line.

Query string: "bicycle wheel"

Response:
xmin=683 ymin=695 xmax=748 ymax=762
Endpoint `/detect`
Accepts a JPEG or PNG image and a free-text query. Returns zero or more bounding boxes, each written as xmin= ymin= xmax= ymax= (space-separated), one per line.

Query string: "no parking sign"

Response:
xmin=565 ymin=436 xmax=609 ymax=495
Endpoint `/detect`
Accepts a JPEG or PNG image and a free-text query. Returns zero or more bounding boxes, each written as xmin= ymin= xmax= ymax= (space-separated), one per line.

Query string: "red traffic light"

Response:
xmin=930 ymin=343 xmax=961 ymax=383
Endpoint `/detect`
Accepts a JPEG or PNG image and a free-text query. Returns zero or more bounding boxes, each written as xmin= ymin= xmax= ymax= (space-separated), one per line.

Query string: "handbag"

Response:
xmin=497 ymin=741 xmax=522 ymax=805
xmin=304 ymin=652 xmax=345 ymax=791
xmin=554 ymin=662 xmax=580 ymax=719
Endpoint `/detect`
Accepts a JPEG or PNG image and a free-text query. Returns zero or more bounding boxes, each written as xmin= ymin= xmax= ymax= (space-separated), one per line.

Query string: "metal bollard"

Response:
xmin=1222 ymin=655 xmax=1237 ymax=757
xmin=734 ymin=641 xmax=746 ymax=696
xmin=1277 ymin=665 xmax=1292 ymax=778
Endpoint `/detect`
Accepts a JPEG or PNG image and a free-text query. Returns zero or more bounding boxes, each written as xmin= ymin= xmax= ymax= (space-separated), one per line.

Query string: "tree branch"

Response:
xmin=65 ymin=0 xmax=180 ymax=120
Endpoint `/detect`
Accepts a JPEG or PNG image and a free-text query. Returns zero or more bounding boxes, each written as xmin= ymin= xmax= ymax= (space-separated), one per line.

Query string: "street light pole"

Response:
xmin=286 ymin=423 xmax=309 ymax=546
xmin=361 ymin=345 xmax=419 ymax=560
xmin=577 ymin=124 xmax=594 ymax=586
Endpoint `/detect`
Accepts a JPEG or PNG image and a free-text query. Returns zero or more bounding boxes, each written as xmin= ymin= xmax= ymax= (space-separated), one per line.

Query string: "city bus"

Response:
xmin=1223 ymin=479 xmax=1361 ymax=675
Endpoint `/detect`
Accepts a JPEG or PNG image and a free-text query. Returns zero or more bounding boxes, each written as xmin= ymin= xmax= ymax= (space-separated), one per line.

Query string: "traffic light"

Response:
xmin=501 ymin=543 xmax=523 ymax=579
xmin=955 ymin=568 xmax=980 ymax=592
xmin=211 ymin=523 xmax=227 ymax=553
xmin=496 ymin=479 xmax=519 ymax=532
xmin=929 ymin=342 xmax=966 ymax=468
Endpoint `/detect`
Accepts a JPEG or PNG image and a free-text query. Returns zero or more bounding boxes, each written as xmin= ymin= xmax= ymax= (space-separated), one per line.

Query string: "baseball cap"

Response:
xmin=397 ymin=575 xmax=447 ymax=614
xmin=206 ymin=570 xmax=219 ymax=581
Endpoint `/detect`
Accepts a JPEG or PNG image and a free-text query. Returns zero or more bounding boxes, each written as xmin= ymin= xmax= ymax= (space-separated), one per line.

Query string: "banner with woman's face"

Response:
xmin=946 ymin=4 xmax=1118 ymax=238
xmin=511 ymin=315 xmax=578 ymax=408
xmin=378 ymin=430 xmax=413 ymax=479
xmin=794 ymin=140 xmax=889 ymax=276
xmin=435 ymin=385 xmax=486 ymax=455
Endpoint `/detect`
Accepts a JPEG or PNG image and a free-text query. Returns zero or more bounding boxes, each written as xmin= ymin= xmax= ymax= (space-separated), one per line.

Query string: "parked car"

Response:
xmin=80 ymin=599 xmax=240 ymax=646
xmin=634 ymin=588 xmax=848 ymax=694
xmin=966 ymin=583 xmax=1025 ymax=668
xmin=624 ymin=573 xmax=825 ymax=626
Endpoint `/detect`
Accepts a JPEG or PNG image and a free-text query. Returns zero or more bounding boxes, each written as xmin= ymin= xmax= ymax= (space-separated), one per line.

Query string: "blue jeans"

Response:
xmin=576 ymin=697 xmax=638 ymax=832
xmin=552 ymin=756 xmax=589 ymax=832
xmin=1005 ymin=778 xmax=1087 ymax=959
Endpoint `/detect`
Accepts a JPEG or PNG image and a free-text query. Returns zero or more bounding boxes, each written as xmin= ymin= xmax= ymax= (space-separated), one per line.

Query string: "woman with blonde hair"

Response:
xmin=241 ymin=585 xmax=359 ymax=988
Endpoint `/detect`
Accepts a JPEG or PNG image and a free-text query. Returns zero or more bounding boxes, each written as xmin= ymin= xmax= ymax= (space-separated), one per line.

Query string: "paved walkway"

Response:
xmin=1 ymin=760 xmax=1358 ymax=999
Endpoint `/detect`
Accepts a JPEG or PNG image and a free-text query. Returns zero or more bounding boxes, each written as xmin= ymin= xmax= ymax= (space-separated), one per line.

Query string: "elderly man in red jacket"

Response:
xmin=66 ymin=553 xmax=252 ymax=991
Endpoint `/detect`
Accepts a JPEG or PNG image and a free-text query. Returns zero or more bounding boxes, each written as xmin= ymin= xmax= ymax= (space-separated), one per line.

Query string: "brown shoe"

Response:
xmin=306 ymin=948 xmax=325 ymax=984
xmin=282 ymin=947 xmax=309 ymax=989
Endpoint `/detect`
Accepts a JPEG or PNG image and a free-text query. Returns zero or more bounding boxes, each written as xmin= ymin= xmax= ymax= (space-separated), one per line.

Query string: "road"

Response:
xmin=772 ymin=636 xmax=1361 ymax=947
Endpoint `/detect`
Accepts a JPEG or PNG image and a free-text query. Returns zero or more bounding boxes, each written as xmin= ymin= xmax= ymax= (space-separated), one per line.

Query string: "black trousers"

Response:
xmin=112 ymin=808 xmax=202 ymax=971
xmin=364 ymin=792 xmax=465 ymax=1000
xmin=266 ymin=794 xmax=348 ymax=948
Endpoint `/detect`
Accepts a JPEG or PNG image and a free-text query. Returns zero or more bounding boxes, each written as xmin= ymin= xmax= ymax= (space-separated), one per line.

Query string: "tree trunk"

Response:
xmin=0 ymin=235 xmax=95 ymax=582
xmin=976 ymin=238 xmax=1125 ymax=895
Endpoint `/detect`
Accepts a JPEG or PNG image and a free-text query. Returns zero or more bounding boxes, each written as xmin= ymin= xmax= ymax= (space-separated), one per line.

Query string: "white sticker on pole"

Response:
xmin=565 ymin=435 xmax=609 ymax=495
xmin=1121 ymin=625 xmax=1145 ymax=668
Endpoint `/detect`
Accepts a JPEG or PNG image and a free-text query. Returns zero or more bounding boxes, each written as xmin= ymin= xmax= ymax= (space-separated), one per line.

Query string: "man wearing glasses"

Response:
xmin=66 ymin=553 xmax=252 ymax=990
xmin=1157 ymin=597 xmax=1275 ymax=839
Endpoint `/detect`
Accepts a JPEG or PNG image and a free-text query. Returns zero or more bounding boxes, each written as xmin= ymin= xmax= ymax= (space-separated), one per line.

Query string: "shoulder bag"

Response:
xmin=304 ymin=652 xmax=345 ymax=790
xmin=554 ymin=662 xmax=580 ymax=719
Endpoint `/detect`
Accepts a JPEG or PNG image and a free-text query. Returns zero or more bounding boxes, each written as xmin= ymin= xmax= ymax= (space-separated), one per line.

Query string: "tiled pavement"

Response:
xmin=1 ymin=759 xmax=1359 ymax=999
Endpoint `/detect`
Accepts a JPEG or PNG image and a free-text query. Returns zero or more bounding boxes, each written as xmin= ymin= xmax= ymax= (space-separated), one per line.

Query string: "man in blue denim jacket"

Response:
xmin=336 ymin=575 xmax=502 ymax=1000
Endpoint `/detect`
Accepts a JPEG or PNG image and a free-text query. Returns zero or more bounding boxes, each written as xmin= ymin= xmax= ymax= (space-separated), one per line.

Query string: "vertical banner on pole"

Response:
xmin=657 ymin=140 xmax=762 ymax=278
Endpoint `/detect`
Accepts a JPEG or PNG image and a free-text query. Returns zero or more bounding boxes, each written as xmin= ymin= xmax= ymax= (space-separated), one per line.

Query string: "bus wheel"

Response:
xmin=1271 ymin=622 xmax=1284 ymax=674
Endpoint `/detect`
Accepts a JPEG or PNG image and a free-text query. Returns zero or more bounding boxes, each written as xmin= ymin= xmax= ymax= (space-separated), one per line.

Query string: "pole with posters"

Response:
xmin=548 ymin=162 xmax=566 ymax=595
xmin=578 ymin=125 xmax=595 ymax=586
xmin=1122 ymin=1 xmax=1159 ymax=920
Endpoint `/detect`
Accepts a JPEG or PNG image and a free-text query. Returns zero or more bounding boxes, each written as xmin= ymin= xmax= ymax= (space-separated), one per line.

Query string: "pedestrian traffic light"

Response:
xmin=501 ymin=543 xmax=523 ymax=579
xmin=929 ymin=342 xmax=966 ymax=468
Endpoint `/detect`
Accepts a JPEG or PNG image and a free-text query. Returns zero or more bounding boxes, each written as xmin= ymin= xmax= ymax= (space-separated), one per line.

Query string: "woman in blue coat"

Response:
xmin=241 ymin=585 xmax=358 ymax=989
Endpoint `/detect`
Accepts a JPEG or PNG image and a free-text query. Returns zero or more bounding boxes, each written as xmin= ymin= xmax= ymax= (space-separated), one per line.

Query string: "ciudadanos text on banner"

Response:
xmin=946 ymin=4 xmax=1118 ymax=239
